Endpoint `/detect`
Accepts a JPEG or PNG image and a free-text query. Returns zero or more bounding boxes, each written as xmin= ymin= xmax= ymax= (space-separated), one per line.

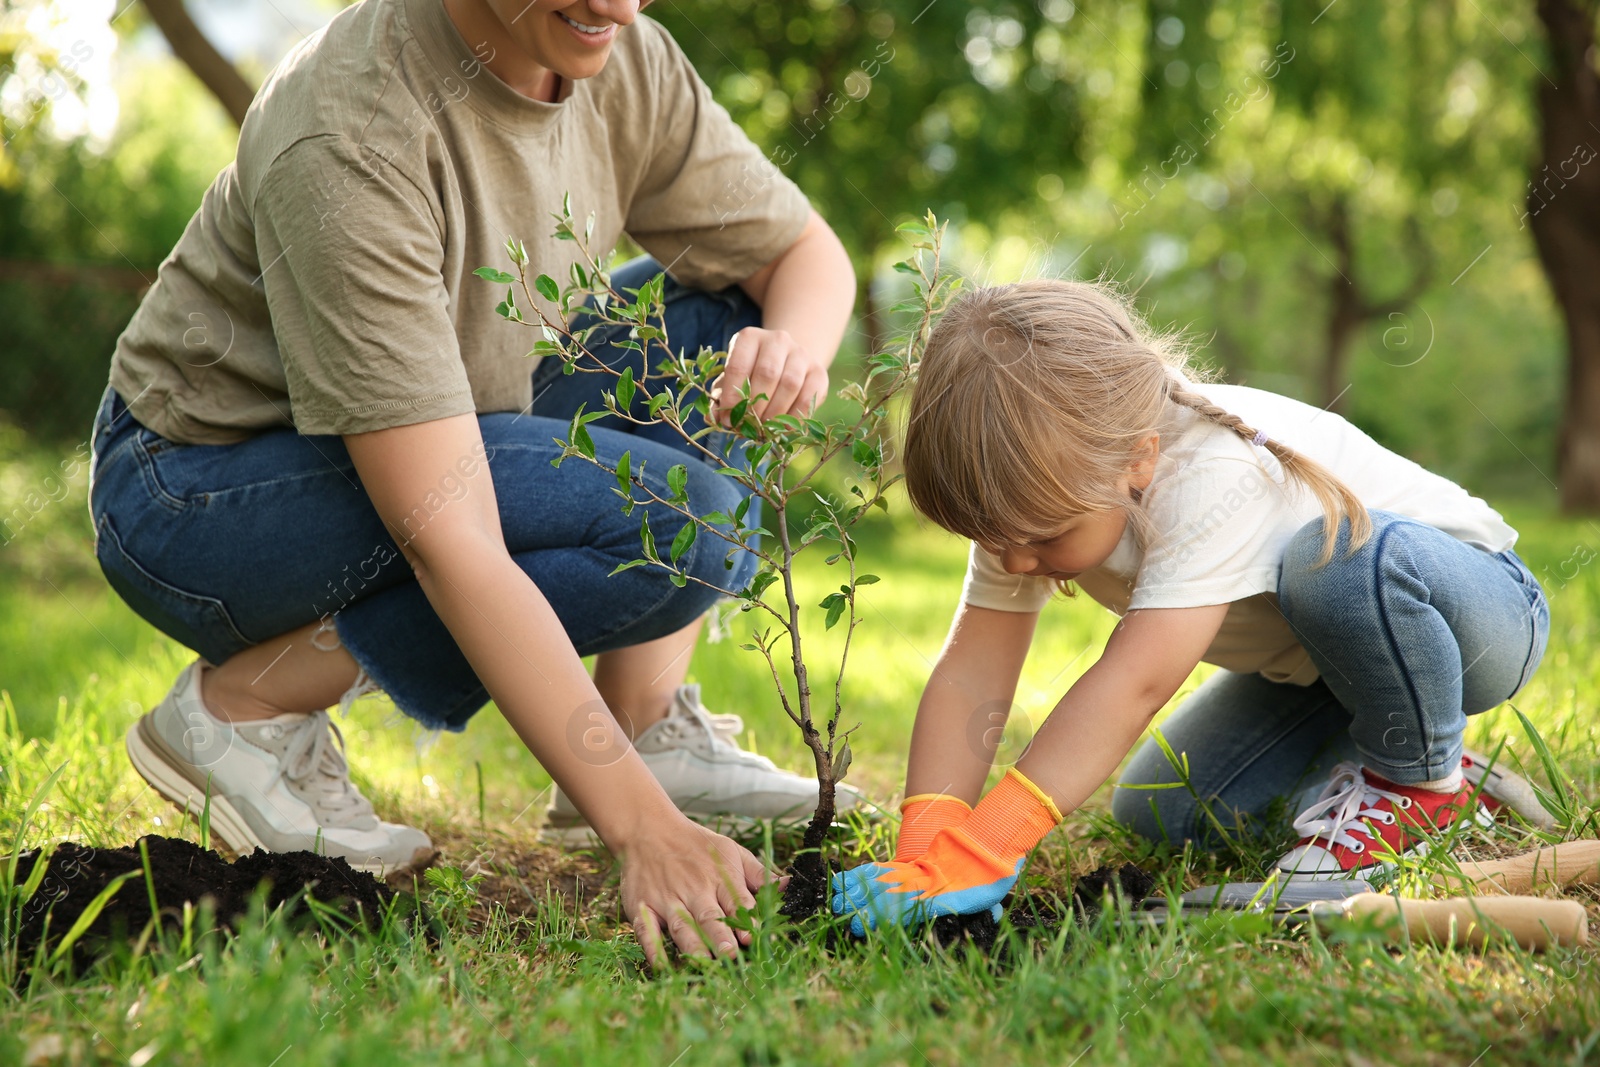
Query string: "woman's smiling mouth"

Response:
xmin=557 ymin=10 xmax=614 ymax=39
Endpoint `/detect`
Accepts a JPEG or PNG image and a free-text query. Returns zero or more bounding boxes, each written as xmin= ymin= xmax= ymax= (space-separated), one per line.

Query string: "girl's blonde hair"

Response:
xmin=903 ymin=279 xmax=1371 ymax=566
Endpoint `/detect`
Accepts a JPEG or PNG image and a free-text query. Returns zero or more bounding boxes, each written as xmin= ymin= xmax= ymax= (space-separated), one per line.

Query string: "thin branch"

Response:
xmin=754 ymin=635 xmax=803 ymax=729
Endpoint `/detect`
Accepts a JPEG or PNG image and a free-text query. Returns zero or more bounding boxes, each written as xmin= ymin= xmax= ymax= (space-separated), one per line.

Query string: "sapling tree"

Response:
xmin=476 ymin=204 xmax=954 ymax=915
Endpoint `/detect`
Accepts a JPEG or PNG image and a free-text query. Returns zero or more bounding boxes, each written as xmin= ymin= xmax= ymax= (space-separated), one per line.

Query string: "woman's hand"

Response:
xmin=712 ymin=326 xmax=830 ymax=426
xmin=616 ymin=815 xmax=773 ymax=970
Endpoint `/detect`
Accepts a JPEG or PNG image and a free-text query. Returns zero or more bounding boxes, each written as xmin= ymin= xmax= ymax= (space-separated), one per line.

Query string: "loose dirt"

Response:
xmin=12 ymin=835 xmax=400 ymax=971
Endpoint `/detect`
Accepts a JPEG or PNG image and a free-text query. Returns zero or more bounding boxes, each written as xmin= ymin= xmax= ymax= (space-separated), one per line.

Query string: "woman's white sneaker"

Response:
xmin=125 ymin=660 xmax=432 ymax=874
xmin=541 ymin=684 xmax=871 ymax=847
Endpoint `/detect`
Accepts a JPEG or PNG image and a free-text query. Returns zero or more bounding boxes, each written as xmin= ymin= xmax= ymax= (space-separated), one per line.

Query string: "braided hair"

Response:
xmin=1163 ymin=381 xmax=1371 ymax=564
xmin=905 ymin=278 xmax=1371 ymax=567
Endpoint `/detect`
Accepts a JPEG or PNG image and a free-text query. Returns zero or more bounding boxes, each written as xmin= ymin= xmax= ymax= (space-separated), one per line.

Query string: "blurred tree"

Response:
xmin=650 ymin=0 xmax=1091 ymax=354
xmin=1119 ymin=0 xmax=1529 ymax=410
xmin=1527 ymin=0 xmax=1600 ymax=511
xmin=140 ymin=0 xmax=255 ymax=126
xmin=0 ymin=6 xmax=236 ymax=441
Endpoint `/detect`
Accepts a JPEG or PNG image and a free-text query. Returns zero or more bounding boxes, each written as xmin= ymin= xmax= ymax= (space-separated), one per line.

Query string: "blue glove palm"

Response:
xmin=830 ymin=831 xmax=1023 ymax=937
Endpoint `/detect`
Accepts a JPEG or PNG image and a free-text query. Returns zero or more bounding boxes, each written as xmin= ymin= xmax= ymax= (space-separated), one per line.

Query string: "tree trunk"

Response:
xmin=141 ymin=0 xmax=256 ymax=127
xmin=1529 ymin=0 xmax=1600 ymax=511
xmin=1317 ymin=197 xmax=1433 ymax=411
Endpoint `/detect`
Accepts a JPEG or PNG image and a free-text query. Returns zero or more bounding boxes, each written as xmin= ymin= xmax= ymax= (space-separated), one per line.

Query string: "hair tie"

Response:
xmin=1251 ymin=430 xmax=1268 ymax=447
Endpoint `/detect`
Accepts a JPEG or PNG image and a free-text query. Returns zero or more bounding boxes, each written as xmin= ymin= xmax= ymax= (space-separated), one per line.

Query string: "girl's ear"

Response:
xmin=1128 ymin=434 xmax=1161 ymax=492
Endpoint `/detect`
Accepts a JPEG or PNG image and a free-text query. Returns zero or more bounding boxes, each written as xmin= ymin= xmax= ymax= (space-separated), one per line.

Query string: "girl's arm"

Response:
xmin=345 ymin=413 xmax=765 ymax=970
xmin=831 ymin=601 xmax=1229 ymax=934
xmin=904 ymin=603 xmax=1040 ymax=804
xmin=1015 ymin=603 xmax=1230 ymax=815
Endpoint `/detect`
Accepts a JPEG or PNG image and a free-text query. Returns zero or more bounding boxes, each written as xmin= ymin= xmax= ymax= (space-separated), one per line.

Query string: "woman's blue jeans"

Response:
xmin=1110 ymin=510 xmax=1549 ymax=850
xmin=87 ymin=258 xmax=762 ymax=731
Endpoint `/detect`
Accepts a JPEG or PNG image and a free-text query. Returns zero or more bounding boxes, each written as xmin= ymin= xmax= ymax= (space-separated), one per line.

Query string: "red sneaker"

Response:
xmin=1275 ymin=761 xmax=1490 ymax=880
xmin=1461 ymin=746 xmax=1559 ymax=830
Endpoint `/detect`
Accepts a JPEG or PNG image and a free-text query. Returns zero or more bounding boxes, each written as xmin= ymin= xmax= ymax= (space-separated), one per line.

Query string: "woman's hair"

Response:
xmin=903 ymin=278 xmax=1372 ymax=566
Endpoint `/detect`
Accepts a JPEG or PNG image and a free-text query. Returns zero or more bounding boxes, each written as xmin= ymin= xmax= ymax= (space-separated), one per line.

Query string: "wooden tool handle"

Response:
xmin=1432 ymin=840 xmax=1600 ymax=895
xmin=1340 ymin=894 xmax=1589 ymax=951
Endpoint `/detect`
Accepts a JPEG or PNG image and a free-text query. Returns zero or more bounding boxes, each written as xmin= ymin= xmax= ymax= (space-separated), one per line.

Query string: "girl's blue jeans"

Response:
xmin=1110 ymin=511 xmax=1549 ymax=849
xmin=87 ymin=258 xmax=762 ymax=731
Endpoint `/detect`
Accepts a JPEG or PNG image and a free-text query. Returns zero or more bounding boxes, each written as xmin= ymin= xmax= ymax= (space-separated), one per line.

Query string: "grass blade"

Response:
xmin=46 ymin=870 xmax=137 ymax=966
xmin=1512 ymin=705 xmax=1575 ymax=828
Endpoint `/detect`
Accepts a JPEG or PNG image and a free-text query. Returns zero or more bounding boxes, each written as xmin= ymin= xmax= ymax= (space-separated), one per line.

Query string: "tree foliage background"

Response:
xmin=1 ymin=0 xmax=1593 ymax=503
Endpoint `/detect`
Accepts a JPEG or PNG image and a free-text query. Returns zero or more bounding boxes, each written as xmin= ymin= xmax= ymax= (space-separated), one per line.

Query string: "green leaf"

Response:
xmin=824 ymin=595 xmax=847 ymax=630
xmin=608 ymin=559 xmax=649 ymax=576
xmin=535 ymin=274 xmax=560 ymax=303
xmin=855 ymin=574 xmax=880 ymax=585
xmin=639 ymin=513 xmax=658 ymax=561
xmin=474 ymin=267 xmax=516 ymax=285
xmin=616 ymin=366 xmax=636 ymax=411
xmin=670 ymin=521 xmax=697 ymax=563
xmin=702 ymin=511 xmax=732 ymax=525
xmin=834 ymin=740 xmax=853 ymax=783
xmin=667 ymin=464 xmax=688 ymax=503
xmin=616 ymin=450 xmax=631 ymax=495
xmin=669 ymin=571 xmax=687 ymax=588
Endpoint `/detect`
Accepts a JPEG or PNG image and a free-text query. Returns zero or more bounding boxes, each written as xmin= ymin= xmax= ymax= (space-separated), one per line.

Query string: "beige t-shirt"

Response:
xmin=109 ymin=0 xmax=810 ymax=443
xmin=960 ymin=378 xmax=1518 ymax=685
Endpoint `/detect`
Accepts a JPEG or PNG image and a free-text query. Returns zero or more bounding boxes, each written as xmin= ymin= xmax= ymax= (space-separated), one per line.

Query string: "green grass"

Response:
xmin=2 ymin=433 xmax=1598 ymax=1066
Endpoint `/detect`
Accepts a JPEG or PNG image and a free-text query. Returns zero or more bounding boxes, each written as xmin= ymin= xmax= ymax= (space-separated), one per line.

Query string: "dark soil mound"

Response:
xmin=784 ymin=851 xmax=1159 ymax=955
xmin=778 ymin=850 xmax=831 ymax=920
xmin=928 ymin=863 xmax=1164 ymax=953
xmin=11 ymin=835 xmax=402 ymax=970
xmin=931 ymin=862 xmax=1159 ymax=952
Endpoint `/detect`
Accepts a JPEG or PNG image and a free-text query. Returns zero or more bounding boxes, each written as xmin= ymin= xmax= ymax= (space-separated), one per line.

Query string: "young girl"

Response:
xmin=832 ymin=279 xmax=1553 ymax=933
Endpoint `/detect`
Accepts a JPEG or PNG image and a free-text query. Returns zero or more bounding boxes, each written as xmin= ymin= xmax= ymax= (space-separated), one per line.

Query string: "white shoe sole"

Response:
xmin=126 ymin=718 xmax=399 ymax=875
xmin=1461 ymin=748 xmax=1559 ymax=830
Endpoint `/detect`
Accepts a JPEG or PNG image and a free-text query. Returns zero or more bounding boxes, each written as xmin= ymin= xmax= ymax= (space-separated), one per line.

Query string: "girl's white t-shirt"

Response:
xmin=959 ymin=379 xmax=1517 ymax=685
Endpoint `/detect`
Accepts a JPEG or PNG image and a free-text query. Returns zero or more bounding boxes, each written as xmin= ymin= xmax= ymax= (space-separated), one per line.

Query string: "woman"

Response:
xmin=89 ymin=0 xmax=858 ymax=968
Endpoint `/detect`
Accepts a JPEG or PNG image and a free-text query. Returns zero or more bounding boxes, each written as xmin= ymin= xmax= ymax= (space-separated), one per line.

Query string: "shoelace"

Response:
xmin=706 ymin=712 xmax=743 ymax=742
xmin=658 ymin=702 xmax=780 ymax=769
xmin=277 ymin=710 xmax=375 ymax=823
xmin=1290 ymin=761 xmax=1410 ymax=855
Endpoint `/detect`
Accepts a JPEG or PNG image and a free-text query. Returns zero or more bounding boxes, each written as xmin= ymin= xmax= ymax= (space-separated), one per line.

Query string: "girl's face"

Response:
xmin=984 ymin=435 xmax=1160 ymax=581
xmin=989 ymin=508 xmax=1130 ymax=580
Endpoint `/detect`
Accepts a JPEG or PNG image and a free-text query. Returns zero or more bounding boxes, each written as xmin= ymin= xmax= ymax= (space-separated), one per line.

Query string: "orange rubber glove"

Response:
xmin=895 ymin=793 xmax=973 ymax=861
xmin=833 ymin=768 xmax=1063 ymax=935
